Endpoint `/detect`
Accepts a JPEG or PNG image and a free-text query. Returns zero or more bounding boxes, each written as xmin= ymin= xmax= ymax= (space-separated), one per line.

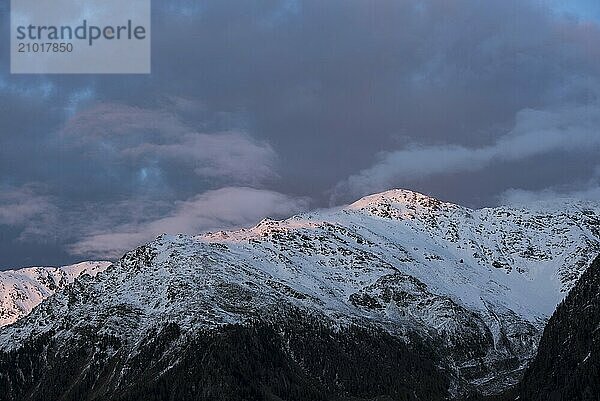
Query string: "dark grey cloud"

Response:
xmin=1 ymin=0 xmax=600 ymax=267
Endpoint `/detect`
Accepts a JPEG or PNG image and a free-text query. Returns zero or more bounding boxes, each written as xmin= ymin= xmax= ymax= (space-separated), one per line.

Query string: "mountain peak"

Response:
xmin=348 ymin=189 xmax=451 ymax=209
xmin=344 ymin=189 xmax=466 ymax=222
xmin=1 ymin=191 xmax=600 ymax=399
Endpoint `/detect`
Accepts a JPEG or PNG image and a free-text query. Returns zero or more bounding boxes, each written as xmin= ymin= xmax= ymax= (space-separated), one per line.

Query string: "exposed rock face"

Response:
xmin=0 ymin=261 xmax=111 ymax=326
xmin=0 ymin=189 xmax=598 ymax=400
xmin=519 ymin=255 xmax=600 ymax=401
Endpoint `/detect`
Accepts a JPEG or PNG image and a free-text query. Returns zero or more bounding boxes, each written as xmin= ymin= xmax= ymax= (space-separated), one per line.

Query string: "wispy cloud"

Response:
xmin=332 ymin=104 xmax=600 ymax=203
xmin=500 ymin=165 xmax=600 ymax=205
xmin=0 ymin=184 xmax=58 ymax=239
xmin=62 ymin=103 xmax=188 ymax=139
xmin=124 ymin=131 xmax=277 ymax=185
xmin=68 ymin=187 xmax=310 ymax=258
xmin=500 ymin=185 xmax=600 ymax=205
xmin=62 ymin=103 xmax=278 ymax=185
xmin=1 ymin=102 xmax=300 ymax=261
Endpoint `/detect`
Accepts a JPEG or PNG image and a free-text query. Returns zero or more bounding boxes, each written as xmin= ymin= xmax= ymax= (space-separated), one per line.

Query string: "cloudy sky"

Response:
xmin=1 ymin=0 xmax=600 ymax=268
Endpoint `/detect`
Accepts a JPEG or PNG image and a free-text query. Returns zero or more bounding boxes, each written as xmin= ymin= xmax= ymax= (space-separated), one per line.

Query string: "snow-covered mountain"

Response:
xmin=0 ymin=189 xmax=598 ymax=400
xmin=0 ymin=261 xmax=111 ymax=326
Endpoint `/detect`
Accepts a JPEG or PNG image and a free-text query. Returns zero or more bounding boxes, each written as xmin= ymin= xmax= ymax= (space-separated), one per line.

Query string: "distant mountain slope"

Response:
xmin=0 ymin=261 xmax=111 ymax=326
xmin=0 ymin=189 xmax=598 ymax=400
xmin=519 ymin=255 xmax=600 ymax=401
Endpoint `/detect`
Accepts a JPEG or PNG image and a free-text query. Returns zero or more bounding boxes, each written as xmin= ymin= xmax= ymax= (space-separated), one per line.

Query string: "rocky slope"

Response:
xmin=519 ymin=255 xmax=600 ymax=401
xmin=0 ymin=261 xmax=111 ymax=326
xmin=0 ymin=189 xmax=598 ymax=400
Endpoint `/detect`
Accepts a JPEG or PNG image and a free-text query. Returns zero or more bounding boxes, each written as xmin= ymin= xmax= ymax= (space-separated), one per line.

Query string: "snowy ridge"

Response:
xmin=0 ymin=189 xmax=599 ymax=395
xmin=0 ymin=261 xmax=111 ymax=326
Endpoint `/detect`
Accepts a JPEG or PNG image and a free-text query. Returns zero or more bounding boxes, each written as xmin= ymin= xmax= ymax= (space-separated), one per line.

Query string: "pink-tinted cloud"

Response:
xmin=62 ymin=103 xmax=187 ymax=140
xmin=124 ymin=131 xmax=277 ymax=184
xmin=62 ymin=102 xmax=278 ymax=185
xmin=0 ymin=184 xmax=58 ymax=239
xmin=68 ymin=187 xmax=309 ymax=258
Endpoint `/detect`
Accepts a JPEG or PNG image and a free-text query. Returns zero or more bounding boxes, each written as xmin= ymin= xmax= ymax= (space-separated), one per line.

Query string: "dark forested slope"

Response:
xmin=519 ymin=255 xmax=600 ymax=401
